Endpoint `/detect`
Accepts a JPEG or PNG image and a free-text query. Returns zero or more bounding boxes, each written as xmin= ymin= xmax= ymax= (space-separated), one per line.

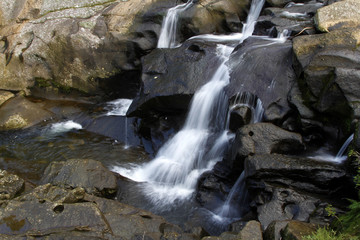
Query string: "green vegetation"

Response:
xmin=303 ymin=227 xmax=359 ymax=240
xmin=303 ymin=152 xmax=360 ymax=240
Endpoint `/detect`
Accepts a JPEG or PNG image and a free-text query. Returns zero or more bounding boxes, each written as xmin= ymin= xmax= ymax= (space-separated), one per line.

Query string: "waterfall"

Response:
xmin=157 ymin=0 xmax=193 ymax=48
xmin=334 ymin=134 xmax=354 ymax=162
xmin=116 ymin=45 xmax=233 ymax=209
xmin=230 ymin=92 xmax=264 ymax=123
xmin=216 ymin=172 xmax=249 ymax=218
xmin=113 ymin=0 xmax=266 ymax=210
xmin=240 ymin=0 xmax=265 ymax=42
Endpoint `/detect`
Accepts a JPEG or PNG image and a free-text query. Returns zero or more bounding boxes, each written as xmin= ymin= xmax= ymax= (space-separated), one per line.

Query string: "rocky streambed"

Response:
xmin=0 ymin=0 xmax=360 ymax=239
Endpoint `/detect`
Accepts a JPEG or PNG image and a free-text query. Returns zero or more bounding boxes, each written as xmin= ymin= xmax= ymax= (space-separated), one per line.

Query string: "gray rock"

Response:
xmin=264 ymin=220 xmax=291 ymax=240
xmin=229 ymin=123 xmax=304 ymax=172
xmin=238 ymin=220 xmax=263 ymax=240
xmin=0 ymin=170 xmax=24 ymax=201
xmin=127 ymin=40 xmax=221 ymax=118
xmin=315 ymin=0 xmax=360 ymax=32
xmin=244 ymin=154 xmax=350 ymax=195
xmin=41 ymin=159 xmax=117 ymax=197
xmin=227 ymin=38 xmax=296 ymax=123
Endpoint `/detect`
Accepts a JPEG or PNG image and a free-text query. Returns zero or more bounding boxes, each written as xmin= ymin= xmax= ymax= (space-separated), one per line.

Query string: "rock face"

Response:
xmin=40 ymin=159 xmax=117 ymax=197
xmin=292 ymin=28 xmax=360 ymax=122
xmin=229 ymin=123 xmax=304 ymax=171
xmin=315 ymin=0 xmax=360 ymax=32
xmin=227 ymin=38 xmax=296 ymax=123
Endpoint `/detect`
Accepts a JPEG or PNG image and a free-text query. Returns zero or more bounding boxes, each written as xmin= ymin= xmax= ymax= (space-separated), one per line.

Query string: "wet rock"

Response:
xmin=252 ymin=185 xmax=322 ymax=230
xmin=0 ymin=91 xmax=14 ymax=106
xmin=256 ymin=1 xmax=323 ymax=36
xmin=127 ymin=40 xmax=221 ymax=118
xmin=244 ymin=154 xmax=351 ymax=195
xmin=0 ymin=170 xmax=24 ymax=201
xmin=229 ymin=106 xmax=252 ymax=133
xmin=315 ymin=0 xmax=360 ymax=32
xmin=228 ymin=123 xmax=304 ymax=172
xmin=227 ymin=37 xmax=297 ymax=123
xmin=281 ymin=220 xmax=318 ymax=240
xmin=40 ymin=159 xmax=117 ymax=198
xmin=0 ymin=95 xmax=53 ymax=130
xmin=181 ymin=0 xmax=250 ymax=37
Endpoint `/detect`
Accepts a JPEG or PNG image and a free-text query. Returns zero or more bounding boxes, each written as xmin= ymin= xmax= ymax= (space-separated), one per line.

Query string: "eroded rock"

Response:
xmin=40 ymin=159 xmax=117 ymax=197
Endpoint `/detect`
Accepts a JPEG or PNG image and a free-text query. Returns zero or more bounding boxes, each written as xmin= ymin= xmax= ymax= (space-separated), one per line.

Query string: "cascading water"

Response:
xmin=229 ymin=92 xmax=264 ymax=123
xmin=113 ymin=0 xmax=265 ymax=215
xmin=334 ymin=133 xmax=354 ymax=162
xmin=115 ymin=45 xmax=233 ymax=209
xmin=308 ymin=134 xmax=354 ymax=163
xmin=157 ymin=0 xmax=193 ymax=48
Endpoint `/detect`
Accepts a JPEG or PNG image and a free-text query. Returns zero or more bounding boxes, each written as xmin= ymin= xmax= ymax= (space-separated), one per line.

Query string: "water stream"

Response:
xmin=157 ymin=0 xmax=194 ymax=48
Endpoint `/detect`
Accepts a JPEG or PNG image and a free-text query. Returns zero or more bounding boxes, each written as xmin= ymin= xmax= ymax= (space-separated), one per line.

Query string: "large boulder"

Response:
xmin=0 ymin=0 xmax=163 ymax=97
xmin=227 ymin=37 xmax=297 ymax=124
xmin=40 ymin=159 xmax=117 ymax=197
xmin=315 ymin=0 xmax=360 ymax=32
xmin=228 ymin=123 xmax=304 ymax=172
xmin=0 ymin=183 xmax=197 ymax=239
xmin=244 ymin=154 xmax=352 ymax=195
xmin=292 ymin=28 xmax=360 ymax=122
xmin=127 ymin=40 xmax=222 ymax=118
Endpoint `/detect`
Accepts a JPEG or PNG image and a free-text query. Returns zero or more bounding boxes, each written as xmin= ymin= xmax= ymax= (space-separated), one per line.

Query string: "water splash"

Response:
xmin=105 ymin=99 xmax=133 ymax=116
xmin=308 ymin=134 xmax=354 ymax=163
xmin=230 ymin=92 xmax=264 ymax=123
xmin=49 ymin=120 xmax=82 ymax=134
xmin=114 ymin=45 xmax=233 ymax=209
xmin=157 ymin=0 xmax=193 ymax=48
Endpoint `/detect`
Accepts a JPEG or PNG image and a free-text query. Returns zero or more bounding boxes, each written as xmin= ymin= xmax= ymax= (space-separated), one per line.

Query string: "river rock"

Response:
xmin=0 ymin=182 xmax=195 ymax=239
xmin=244 ymin=154 xmax=352 ymax=195
xmin=40 ymin=159 xmax=117 ymax=198
xmin=292 ymin=28 xmax=360 ymax=122
xmin=127 ymin=40 xmax=221 ymax=118
xmin=256 ymin=1 xmax=323 ymax=36
xmin=228 ymin=123 xmax=304 ymax=172
xmin=0 ymin=91 xmax=14 ymax=106
xmin=180 ymin=0 xmax=250 ymax=37
xmin=0 ymin=170 xmax=24 ymax=201
xmin=0 ymin=95 xmax=53 ymax=130
xmin=227 ymin=37 xmax=297 ymax=124
xmin=280 ymin=221 xmax=318 ymax=240
xmin=315 ymin=0 xmax=360 ymax=32
xmin=229 ymin=105 xmax=252 ymax=133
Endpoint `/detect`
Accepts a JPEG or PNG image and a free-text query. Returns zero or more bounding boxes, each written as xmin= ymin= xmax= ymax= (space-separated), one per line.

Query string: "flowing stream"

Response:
xmin=157 ymin=0 xmax=194 ymax=48
xmin=113 ymin=0 xmax=266 ymax=215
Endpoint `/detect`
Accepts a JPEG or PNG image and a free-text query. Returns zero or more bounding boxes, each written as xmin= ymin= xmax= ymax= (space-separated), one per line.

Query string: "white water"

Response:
xmin=157 ymin=0 xmax=193 ymax=48
xmin=113 ymin=0 xmax=265 ymax=210
xmin=113 ymin=45 xmax=233 ymax=208
xmin=49 ymin=120 xmax=82 ymax=134
xmin=105 ymin=98 xmax=133 ymax=116
xmin=216 ymin=172 xmax=248 ymax=218
xmin=230 ymin=92 xmax=264 ymax=123
xmin=309 ymin=134 xmax=354 ymax=163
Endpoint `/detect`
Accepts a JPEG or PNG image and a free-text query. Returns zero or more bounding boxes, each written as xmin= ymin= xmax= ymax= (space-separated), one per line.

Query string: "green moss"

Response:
xmin=35 ymin=78 xmax=52 ymax=88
